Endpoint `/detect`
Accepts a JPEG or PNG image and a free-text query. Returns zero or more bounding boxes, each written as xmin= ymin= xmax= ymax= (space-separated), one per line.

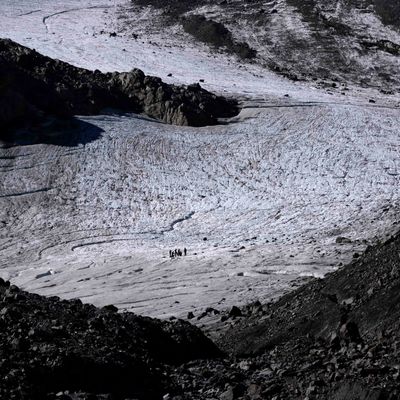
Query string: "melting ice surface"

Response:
xmin=0 ymin=0 xmax=399 ymax=318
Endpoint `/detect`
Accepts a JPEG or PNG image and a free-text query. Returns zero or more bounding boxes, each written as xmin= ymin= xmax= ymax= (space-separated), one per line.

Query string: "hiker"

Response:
xmin=184 ymin=248 xmax=187 ymax=256
xmin=178 ymin=249 xmax=182 ymax=257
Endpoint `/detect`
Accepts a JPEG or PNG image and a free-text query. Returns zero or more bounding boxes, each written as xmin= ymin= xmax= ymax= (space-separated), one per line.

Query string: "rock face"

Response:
xmin=111 ymin=70 xmax=237 ymax=126
xmin=0 ymin=38 xmax=239 ymax=137
xmin=0 ymin=278 xmax=221 ymax=400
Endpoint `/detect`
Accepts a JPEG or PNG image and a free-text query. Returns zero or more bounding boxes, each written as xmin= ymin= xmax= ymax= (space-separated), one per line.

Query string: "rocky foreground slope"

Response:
xmin=0 ymin=278 xmax=221 ymax=400
xmin=0 ymin=38 xmax=238 ymax=140
xmin=2 ymin=229 xmax=400 ymax=399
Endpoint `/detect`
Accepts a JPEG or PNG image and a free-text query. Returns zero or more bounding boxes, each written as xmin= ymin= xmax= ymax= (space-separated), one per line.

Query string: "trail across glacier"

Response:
xmin=0 ymin=0 xmax=399 ymax=319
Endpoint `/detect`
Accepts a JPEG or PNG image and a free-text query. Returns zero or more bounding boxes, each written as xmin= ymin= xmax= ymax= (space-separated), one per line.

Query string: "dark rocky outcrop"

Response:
xmin=0 ymin=38 xmax=239 ymax=138
xmin=0 ymin=279 xmax=221 ymax=400
xmin=181 ymin=15 xmax=257 ymax=60
xmin=131 ymin=1 xmax=256 ymax=60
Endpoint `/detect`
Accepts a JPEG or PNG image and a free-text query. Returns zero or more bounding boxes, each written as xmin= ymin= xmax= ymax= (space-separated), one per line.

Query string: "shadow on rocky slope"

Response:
xmin=2 ymin=229 xmax=400 ymax=399
xmin=0 ymin=279 xmax=221 ymax=399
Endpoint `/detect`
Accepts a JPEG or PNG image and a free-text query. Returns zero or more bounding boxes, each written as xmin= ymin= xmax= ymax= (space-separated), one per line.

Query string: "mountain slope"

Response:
xmin=129 ymin=0 xmax=400 ymax=91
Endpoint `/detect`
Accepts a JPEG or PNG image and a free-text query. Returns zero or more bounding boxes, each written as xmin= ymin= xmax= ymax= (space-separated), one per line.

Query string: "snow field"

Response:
xmin=0 ymin=0 xmax=399 ymax=318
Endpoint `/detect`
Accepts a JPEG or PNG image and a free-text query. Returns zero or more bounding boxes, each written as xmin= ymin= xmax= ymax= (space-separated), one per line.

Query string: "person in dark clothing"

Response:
xmin=184 ymin=248 xmax=187 ymax=256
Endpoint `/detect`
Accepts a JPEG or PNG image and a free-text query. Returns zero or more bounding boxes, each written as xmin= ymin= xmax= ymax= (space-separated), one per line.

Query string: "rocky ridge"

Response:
xmin=0 ymin=38 xmax=239 ymax=140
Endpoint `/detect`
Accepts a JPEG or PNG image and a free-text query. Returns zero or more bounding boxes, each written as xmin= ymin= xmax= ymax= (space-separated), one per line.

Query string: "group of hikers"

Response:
xmin=169 ymin=248 xmax=187 ymax=258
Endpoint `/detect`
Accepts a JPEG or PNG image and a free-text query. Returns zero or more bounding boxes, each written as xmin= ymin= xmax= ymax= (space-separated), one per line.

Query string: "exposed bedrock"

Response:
xmin=0 ymin=38 xmax=239 ymax=137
